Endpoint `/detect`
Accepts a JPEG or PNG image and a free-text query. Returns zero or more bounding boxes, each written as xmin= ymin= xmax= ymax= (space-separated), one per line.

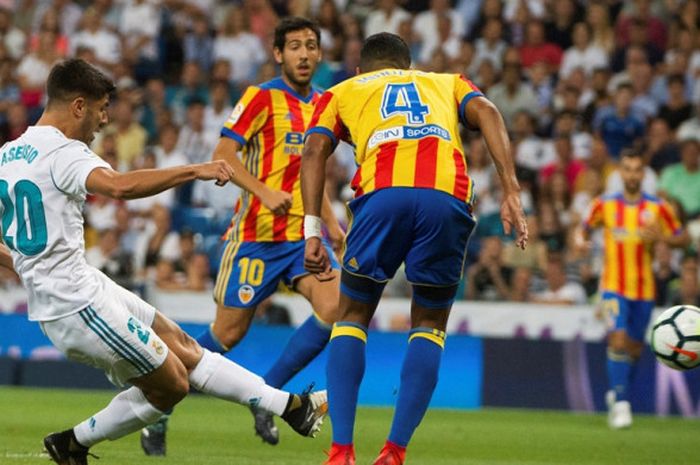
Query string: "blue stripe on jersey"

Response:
xmin=86 ymin=307 xmax=155 ymax=372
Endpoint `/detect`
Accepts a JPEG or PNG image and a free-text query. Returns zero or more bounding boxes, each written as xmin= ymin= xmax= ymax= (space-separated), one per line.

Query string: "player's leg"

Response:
xmin=253 ymin=248 xmax=340 ymax=446
xmin=324 ymin=189 xmax=412 ymax=465
xmin=373 ymin=188 xmax=474 ymax=465
xmin=602 ymin=293 xmax=634 ymax=429
xmin=40 ymin=300 xmax=181 ymax=464
xmin=379 ymin=295 xmax=453 ymax=465
xmin=199 ymin=303 xmax=257 ymax=352
xmin=263 ymin=244 xmax=341 ymax=390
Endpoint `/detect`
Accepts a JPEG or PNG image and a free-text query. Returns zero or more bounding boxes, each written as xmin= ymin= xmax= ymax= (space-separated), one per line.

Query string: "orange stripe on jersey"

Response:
xmin=375 ymin=142 xmax=398 ymax=189
xmin=414 ymin=138 xmax=438 ymax=188
xmin=351 ymin=167 xmax=364 ymax=197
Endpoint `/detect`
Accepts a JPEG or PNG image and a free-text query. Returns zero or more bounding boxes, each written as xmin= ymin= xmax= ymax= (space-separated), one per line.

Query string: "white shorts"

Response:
xmin=41 ymin=270 xmax=169 ymax=387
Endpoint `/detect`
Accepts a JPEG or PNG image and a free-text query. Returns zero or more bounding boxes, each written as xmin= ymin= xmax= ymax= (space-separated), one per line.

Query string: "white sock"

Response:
xmin=74 ymin=387 xmax=164 ymax=447
xmin=189 ymin=349 xmax=290 ymax=416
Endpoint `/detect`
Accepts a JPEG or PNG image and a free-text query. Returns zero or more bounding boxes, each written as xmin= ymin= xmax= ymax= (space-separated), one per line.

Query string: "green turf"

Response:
xmin=0 ymin=386 xmax=697 ymax=465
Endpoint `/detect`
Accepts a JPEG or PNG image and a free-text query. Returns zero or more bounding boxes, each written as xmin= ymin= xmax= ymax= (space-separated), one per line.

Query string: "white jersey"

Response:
xmin=0 ymin=126 xmax=110 ymax=321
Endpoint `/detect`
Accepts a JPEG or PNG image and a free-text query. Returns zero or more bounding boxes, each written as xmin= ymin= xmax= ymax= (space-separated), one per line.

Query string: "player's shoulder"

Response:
xmin=599 ymin=192 xmax=621 ymax=203
xmin=641 ymin=192 xmax=663 ymax=204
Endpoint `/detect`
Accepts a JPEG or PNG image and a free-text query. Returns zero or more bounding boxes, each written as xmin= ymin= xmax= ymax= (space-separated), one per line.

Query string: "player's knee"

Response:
xmin=340 ymin=270 xmax=384 ymax=306
xmin=412 ymin=284 xmax=458 ymax=310
xmin=608 ymin=332 xmax=627 ymax=352
xmin=314 ymin=300 xmax=340 ymax=323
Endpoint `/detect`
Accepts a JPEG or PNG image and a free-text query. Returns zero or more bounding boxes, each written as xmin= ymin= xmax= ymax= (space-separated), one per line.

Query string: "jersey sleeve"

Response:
xmin=305 ymin=90 xmax=347 ymax=149
xmin=454 ymin=75 xmax=484 ymax=127
xmin=658 ymin=200 xmax=683 ymax=236
xmin=221 ymin=86 xmax=270 ymax=146
xmin=50 ymin=143 xmax=111 ymax=197
xmin=583 ymin=197 xmax=604 ymax=230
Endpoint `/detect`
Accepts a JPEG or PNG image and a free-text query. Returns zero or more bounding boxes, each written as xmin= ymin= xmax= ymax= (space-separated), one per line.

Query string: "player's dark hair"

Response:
xmin=360 ymin=33 xmax=411 ymax=72
xmin=273 ymin=17 xmax=321 ymax=51
xmin=619 ymin=148 xmax=644 ymax=160
xmin=46 ymin=58 xmax=115 ymax=107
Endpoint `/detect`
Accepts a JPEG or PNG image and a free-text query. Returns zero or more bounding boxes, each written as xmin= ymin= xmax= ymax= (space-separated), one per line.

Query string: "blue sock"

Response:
xmin=326 ymin=322 xmax=367 ymax=446
xmin=388 ymin=327 xmax=445 ymax=447
xmin=264 ymin=314 xmax=332 ymax=388
xmin=195 ymin=325 xmax=229 ymax=354
xmin=607 ymin=349 xmax=632 ymax=402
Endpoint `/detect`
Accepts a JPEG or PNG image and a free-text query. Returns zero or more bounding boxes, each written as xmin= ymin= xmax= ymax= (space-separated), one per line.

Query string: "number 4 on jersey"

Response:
xmin=380 ymin=82 xmax=429 ymax=125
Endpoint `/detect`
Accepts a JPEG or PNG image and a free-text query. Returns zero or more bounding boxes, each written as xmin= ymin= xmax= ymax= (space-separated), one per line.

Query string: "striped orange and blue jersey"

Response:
xmin=305 ymin=69 xmax=483 ymax=202
xmin=221 ymin=77 xmax=321 ymax=242
xmin=583 ymin=192 xmax=683 ymax=301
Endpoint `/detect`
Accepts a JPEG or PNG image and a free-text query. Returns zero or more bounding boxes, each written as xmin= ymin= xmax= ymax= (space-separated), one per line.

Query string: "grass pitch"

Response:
xmin=0 ymin=386 xmax=697 ymax=465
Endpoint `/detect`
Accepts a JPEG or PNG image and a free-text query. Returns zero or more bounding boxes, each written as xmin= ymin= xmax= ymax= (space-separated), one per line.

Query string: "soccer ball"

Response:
xmin=651 ymin=305 xmax=700 ymax=371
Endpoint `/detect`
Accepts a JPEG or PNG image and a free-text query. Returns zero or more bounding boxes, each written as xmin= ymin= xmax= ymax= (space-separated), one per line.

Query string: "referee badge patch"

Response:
xmin=239 ymin=285 xmax=255 ymax=304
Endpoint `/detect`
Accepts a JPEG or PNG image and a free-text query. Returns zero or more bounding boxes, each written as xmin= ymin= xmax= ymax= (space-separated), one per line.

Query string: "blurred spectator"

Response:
xmin=17 ymin=29 xmax=61 ymax=116
xmin=531 ymin=254 xmax=587 ymax=305
xmin=465 ymin=236 xmax=513 ymax=301
xmin=139 ymin=77 xmax=169 ymax=140
xmin=518 ymin=20 xmax=563 ymax=70
xmin=86 ymin=228 xmax=134 ymax=289
xmin=671 ymin=255 xmax=700 ymax=306
xmin=364 ymin=0 xmax=410 ymax=38
xmin=611 ymin=18 xmax=663 ymax=72
xmin=105 ymin=99 xmax=148 ymax=169
xmin=644 ymin=118 xmax=680 ymax=173
xmin=676 ymin=102 xmax=700 ymax=142
xmin=513 ymin=110 xmax=555 ymax=171
xmin=154 ymin=123 xmax=188 ymax=169
xmin=581 ymin=67 xmax=612 ymax=129
xmin=332 ymin=37 xmax=362 ymax=85
xmin=470 ymin=18 xmax=508 ymax=74
xmin=658 ymin=74 xmax=692 ymax=131
xmin=654 ymin=242 xmax=680 ymax=307
xmin=615 ymin=0 xmax=667 ymax=52
xmin=204 ymin=80 xmax=233 ymax=138
xmin=486 ymin=61 xmax=538 ymax=129
xmin=155 ymin=230 xmax=211 ymax=292
xmin=559 ymin=22 xmax=608 ymax=80
xmin=538 ymin=201 xmax=566 ymax=253
xmin=86 ymin=194 xmax=120 ymax=232
xmin=509 ymin=267 xmax=533 ymax=302
xmin=133 ymin=205 xmax=179 ymax=275
xmin=586 ymin=1 xmax=615 ymax=54
xmin=418 ymin=13 xmax=461 ymax=66
xmin=502 ymin=215 xmax=547 ymax=273
xmin=468 ymin=138 xmax=501 ymax=237
xmin=595 ymin=82 xmax=645 ymax=159
xmin=70 ymin=7 xmax=121 ymax=69
xmin=0 ymin=102 xmax=28 ymax=144
xmin=33 ymin=0 xmax=82 ymax=38
xmin=245 ymin=0 xmax=279 ymax=44
xmin=413 ymin=0 xmax=465 ymax=54
xmin=659 ymin=139 xmax=700 ymax=219
xmin=184 ymin=13 xmax=214 ymax=73
xmin=119 ymin=0 xmax=162 ymax=81
xmin=213 ymin=6 xmax=267 ymax=86
xmin=0 ymin=58 xmax=19 ymax=127
xmin=0 ymin=8 xmax=26 ymax=60
xmin=166 ymin=61 xmax=209 ymax=126
xmin=467 ymin=0 xmax=504 ymax=43
xmin=544 ymin=0 xmax=581 ymax=50
xmin=540 ymin=135 xmax=585 ymax=190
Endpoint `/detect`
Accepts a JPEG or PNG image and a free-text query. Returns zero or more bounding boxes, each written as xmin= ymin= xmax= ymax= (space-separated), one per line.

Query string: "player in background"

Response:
xmin=578 ymin=150 xmax=689 ymax=429
xmin=140 ymin=17 xmax=343 ymax=454
xmin=301 ymin=33 xmax=528 ymax=465
xmin=0 ymin=58 xmax=328 ymax=465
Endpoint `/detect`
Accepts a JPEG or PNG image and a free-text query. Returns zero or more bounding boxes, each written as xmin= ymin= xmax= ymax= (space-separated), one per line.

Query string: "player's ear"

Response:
xmin=355 ymin=66 xmax=361 ymax=75
xmin=71 ymin=97 xmax=87 ymax=119
xmin=273 ymin=47 xmax=283 ymax=65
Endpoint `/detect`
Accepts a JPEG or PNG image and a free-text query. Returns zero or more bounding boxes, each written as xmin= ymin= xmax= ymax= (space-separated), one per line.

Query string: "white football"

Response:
xmin=651 ymin=305 xmax=700 ymax=371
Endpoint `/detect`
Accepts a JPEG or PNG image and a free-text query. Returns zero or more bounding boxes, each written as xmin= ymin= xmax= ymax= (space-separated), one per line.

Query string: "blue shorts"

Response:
xmin=213 ymin=240 xmax=339 ymax=308
xmin=601 ymin=291 xmax=655 ymax=342
xmin=343 ymin=187 xmax=476 ymax=293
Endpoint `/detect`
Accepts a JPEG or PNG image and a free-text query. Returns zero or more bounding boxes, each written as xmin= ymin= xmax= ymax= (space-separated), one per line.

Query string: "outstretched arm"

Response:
xmin=86 ymin=160 xmax=234 ymax=200
xmin=465 ymin=97 xmax=528 ymax=249
xmin=301 ymin=133 xmax=334 ymax=274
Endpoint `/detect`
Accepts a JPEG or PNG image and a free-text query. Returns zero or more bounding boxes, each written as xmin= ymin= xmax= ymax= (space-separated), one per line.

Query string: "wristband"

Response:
xmin=304 ymin=215 xmax=323 ymax=239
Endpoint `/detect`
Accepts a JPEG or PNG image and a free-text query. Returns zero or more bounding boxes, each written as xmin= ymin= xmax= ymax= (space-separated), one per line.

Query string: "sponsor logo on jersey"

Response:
xmin=227 ymin=103 xmax=245 ymax=125
xmin=367 ymin=124 xmax=450 ymax=149
xmin=239 ymin=284 xmax=255 ymax=304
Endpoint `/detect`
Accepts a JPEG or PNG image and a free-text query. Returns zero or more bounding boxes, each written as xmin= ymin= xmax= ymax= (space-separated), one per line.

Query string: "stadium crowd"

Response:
xmin=0 ymin=0 xmax=699 ymax=310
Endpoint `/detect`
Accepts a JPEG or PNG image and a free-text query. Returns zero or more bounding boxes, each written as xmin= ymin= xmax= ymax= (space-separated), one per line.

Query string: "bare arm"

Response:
xmin=321 ymin=190 xmax=345 ymax=252
xmin=212 ymin=137 xmax=292 ymax=215
xmin=301 ymin=133 xmax=334 ymax=274
xmin=86 ymin=161 xmax=234 ymax=200
xmin=0 ymin=242 xmax=13 ymax=271
xmin=465 ymin=97 xmax=528 ymax=249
